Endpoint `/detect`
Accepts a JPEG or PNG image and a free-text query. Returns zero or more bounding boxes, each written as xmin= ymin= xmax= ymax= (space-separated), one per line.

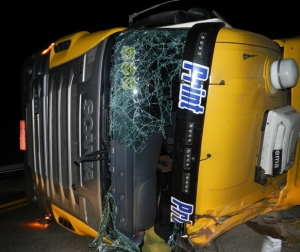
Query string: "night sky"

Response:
xmin=1 ymin=0 xmax=298 ymax=167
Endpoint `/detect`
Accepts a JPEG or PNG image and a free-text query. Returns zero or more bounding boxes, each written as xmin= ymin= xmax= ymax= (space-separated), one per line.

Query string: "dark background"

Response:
xmin=1 ymin=0 xmax=298 ymax=168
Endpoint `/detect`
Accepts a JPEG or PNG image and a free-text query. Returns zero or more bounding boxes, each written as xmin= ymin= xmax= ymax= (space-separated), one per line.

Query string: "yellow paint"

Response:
xmin=271 ymin=36 xmax=300 ymax=209
xmin=0 ymin=198 xmax=28 ymax=214
xmin=186 ymin=28 xmax=299 ymax=247
xmin=285 ymin=36 xmax=300 ymax=111
xmin=51 ymin=204 xmax=98 ymax=237
xmin=187 ymin=195 xmax=286 ymax=246
xmin=0 ymin=198 xmax=27 ymax=209
xmin=49 ymin=28 xmax=126 ymax=68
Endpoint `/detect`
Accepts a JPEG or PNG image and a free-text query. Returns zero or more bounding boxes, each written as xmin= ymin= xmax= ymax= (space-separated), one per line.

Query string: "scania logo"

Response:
xmin=83 ymin=99 xmax=94 ymax=181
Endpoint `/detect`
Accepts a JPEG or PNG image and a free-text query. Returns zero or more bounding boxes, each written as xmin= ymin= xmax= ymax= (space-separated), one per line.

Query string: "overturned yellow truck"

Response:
xmin=20 ymin=6 xmax=300 ymax=251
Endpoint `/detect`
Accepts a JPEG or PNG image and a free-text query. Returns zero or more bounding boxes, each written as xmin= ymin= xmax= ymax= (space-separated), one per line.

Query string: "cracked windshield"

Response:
xmin=110 ymin=29 xmax=188 ymax=153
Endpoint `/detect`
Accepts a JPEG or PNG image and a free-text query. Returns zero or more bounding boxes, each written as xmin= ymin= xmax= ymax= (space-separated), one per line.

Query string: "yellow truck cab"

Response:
xmin=20 ymin=6 xmax=299 ymax=251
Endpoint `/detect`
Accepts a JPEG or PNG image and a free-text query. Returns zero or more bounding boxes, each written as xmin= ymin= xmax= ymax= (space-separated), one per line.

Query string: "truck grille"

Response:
xmin=31 ymin=69 xmax=80 ymax=205
xmin=26 ymin=43 xmax=108 ymax=230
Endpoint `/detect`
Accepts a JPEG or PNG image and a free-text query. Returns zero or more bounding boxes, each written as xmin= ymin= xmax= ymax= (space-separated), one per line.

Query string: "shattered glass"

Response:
xmin=89 ymin=192 xmax=140 ymax=252
xmin=168 ymin=223 xmax=185 ymax=251
xmin=110 ymin=29 xmax=188 ymax=153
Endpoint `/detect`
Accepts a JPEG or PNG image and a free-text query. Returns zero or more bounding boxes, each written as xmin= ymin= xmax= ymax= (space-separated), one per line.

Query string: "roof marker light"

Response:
xmin=41 ymin=43 xmax=55 ymax=55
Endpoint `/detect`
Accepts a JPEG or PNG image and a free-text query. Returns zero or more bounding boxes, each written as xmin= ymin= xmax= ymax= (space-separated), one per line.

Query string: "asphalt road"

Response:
xmin=0 ymin=171 xmax=95 ymax=252
xmin=0 ymin=204 xmax=95 ymax=252
xmin=1 ymin=171 xmax=300 ymax=252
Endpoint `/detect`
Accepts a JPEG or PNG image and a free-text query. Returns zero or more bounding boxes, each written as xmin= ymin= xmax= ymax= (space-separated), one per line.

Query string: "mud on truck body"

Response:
xmin=20 ymin=6 xmax=300 ymax=250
